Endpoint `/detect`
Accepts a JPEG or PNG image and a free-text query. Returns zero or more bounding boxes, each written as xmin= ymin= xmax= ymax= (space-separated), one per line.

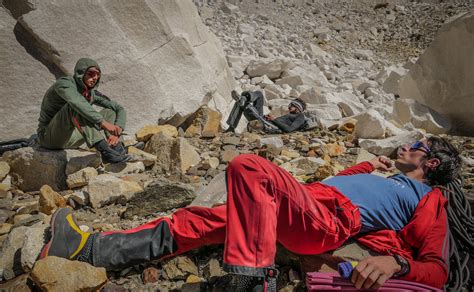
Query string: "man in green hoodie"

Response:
xmin=37 ymin=58 xmax=131 ymax=163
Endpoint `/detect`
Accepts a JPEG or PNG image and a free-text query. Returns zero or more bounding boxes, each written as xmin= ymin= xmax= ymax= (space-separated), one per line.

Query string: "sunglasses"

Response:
xmin=84 ymin=70 xmax=100 ymax=79
xmin=410 ymin=141 xmax=431 ymax=154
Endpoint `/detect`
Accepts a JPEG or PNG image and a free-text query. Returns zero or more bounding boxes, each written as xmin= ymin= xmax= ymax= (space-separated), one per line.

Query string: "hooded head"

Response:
xmin=73 ymin=58 xmax=101 ymax=90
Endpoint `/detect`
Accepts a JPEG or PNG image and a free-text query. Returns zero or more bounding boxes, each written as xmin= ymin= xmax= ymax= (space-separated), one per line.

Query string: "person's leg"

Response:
xmin=223 ymin=154 xmax=358 ymax=277
xmin=41 ymin=205 xmax=227 ymax=270
xmin=38 ymin=104 xmax=76 ymax=149
xmin=65 ymin=108 xmax=116 ymax=148
xmin=243 ymin=91 xmax=264 ymax=121
xmin=226 ymin=97 xmax=246 ymax=131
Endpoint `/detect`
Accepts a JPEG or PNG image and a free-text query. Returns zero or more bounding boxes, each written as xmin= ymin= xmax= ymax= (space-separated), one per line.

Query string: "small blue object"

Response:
xmin=338 ymin=261 xmax=357 ymax=279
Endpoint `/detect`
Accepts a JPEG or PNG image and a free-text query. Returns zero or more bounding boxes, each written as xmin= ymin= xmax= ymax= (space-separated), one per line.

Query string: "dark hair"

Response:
xmin=425 ymin=136 xmax=462 ymax=185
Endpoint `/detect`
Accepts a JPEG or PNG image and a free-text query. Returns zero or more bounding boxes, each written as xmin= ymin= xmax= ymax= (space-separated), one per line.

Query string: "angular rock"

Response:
xmin=246 ymin=59 xmax=292 ymax=79
xmin=182 ymin=106 xmax=222 ymax=138
xmin=124 ymin=179 xmax=196 ymax=218
xmin=147 ymin=134 xmax=200 ymax=175
xmin=281 ymin=157 xmax=326 ymax=175
xmin=359 ymin=130 xmax=424 ymax=156
xmin=2 ymin=147 xmax=100 ymax=192
xmin=85 ymin=174 xmax=143 ymax=208
xmin=13 ymin=197 xmax=39 ymax=215
xmin=353 ymin=109 xmax=386 ymax=139
xmin=392 ymin=98 xmax=451 ymax=134
xmin=0 ymin=8 xmax=55 ymax=141
xmin=163 ymin=256 xmax=198 ymax=280
xmin=31 ymin=256 xmax=108 ymax=292
xmin=39 ymin=185 xmax=67 ymax=215
xmin=21 ymin=224 xmax=49 ymax=272
xmin=325 ymin=143 xmax=346 ymax=157
xmin=105 ymin=161 xmax=145 ymax=177
xmin=0 ymin=161 xmax=10 ymax=181
xmin=221 ymin=150 xmax=239 ymax=163
xmin=0 ymin=226 xmax=27 ymax=280
xmin=142 ymin=267 xmax=161 ymax=284
xmin=136 ymin=125 xmax=178 ymax=142
xmin=10 ymin=0 xmax=235 ymax=136
xmin=128 ymin=146 xmax=157 ymax=167
xmin=220 ymin=2 xmax=239 ymax=14
xmin=66 ymin=167 xmax=98 ymax=189
xmin=399 ymin=11 xmax=474 ymax=135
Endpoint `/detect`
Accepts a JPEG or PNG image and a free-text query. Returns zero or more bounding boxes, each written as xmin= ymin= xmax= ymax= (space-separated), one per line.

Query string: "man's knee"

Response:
xmin=100 ymin=108 xmax=116 ymax=122
xmin=227 ymin=154 xmax=263 ymax=174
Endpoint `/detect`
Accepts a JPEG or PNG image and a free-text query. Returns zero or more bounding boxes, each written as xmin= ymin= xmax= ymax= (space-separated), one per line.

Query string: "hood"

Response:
xmin=73 ymin=58 xmax=101 ymax=90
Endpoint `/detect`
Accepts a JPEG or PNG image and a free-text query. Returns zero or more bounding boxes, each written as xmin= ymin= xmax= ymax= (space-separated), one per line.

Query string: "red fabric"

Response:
xmin=333 ymin=162 xmax=449 ymax=289
xmin=224 ymin=154 xmax=361 ymax=269
xmin=102 ymin=155 xmax=448 ymax=288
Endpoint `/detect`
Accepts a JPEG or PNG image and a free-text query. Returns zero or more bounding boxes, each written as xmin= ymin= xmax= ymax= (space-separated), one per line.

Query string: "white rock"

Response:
xmin=21 ymin=224 xmax=49 ymax=272
xmin=392 ymin=98 xmax=451 ymax=134
xmin=353 ymin=109 xmax=386 ymax=139
xmin=220 ymin=2 xmax=239 ymax=14
xmin=85 ymin=174 xmax=143 ymax=208
xmin=399 ymin=11 xmax=474 ymax=135
xmin=66 ymin=167 xmax=98 ymax=189
xmin=246 ymin=59 xmax=293 ymax=79
xmin=359 ymin=130 xmax=425 ymax=156
xmin=104 ymin=161 xmax=145 ymax=177
xmin=0 ymin=8 xmax=55 ymax=140
xmin=9 ymin=0 xmax=235 ymax=136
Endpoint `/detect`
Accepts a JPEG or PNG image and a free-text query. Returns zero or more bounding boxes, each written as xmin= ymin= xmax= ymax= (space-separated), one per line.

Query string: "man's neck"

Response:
xmin=402 ymin=170 xmax=426 ymax=184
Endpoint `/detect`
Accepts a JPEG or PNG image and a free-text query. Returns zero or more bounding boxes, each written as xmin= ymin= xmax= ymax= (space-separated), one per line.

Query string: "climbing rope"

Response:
xmin=440 ymin=179 xmax=474 ymax=291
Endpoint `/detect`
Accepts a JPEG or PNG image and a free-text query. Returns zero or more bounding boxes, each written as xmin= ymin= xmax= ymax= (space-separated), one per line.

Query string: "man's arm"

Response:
xmin=93 ymin=91 xmax=127 ymax=130
xmin=55 ymin=79 xmax=104 ymax=126
xmin=336 ymin=156 xmax=394 ymax=176
xmin=271 ymin=114 xmax=306 ymax=133
xmin=398 ymin=191 xmax=449 ymax=288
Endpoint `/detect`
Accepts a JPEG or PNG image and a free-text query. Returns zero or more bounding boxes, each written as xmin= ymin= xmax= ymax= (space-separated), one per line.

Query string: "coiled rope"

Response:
xmin=441 ymin=179 xmax=473 ymax=291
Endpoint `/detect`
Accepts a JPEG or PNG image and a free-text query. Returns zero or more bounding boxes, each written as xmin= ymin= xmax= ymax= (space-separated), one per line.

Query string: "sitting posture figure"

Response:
xmin=226 ymin=90 xmax=308 ymax=133
xmin=37 ymin=58 xmax=130 ymax=163
xmin=41 ymin=137 xmax=460 ymax=291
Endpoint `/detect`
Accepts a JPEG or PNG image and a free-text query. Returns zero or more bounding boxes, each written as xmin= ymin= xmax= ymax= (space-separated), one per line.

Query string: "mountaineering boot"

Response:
xmin=221 ymin=267 xmax=278 ymax=292
xmin=94 ymin=139 xmax=131 ymax=163
xmin=111 ymin=141 xmax=127 ymax=155
xmin=40 ymin=208 xmax=95 ymax=264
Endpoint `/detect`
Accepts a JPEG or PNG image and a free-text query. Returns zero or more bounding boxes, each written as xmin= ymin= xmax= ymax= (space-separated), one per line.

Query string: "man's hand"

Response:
xmin=351 ymin=256 xmax=401 ymax=289
xmin=369 ymin=156 xmax=395 ymax=172
xmin=265 ymin=114 xmax=276 ymax=121
xmin=107 ymin=135 xmax=120 ymax=147
xmin=100 ymin=121 xmax=122 ymax=136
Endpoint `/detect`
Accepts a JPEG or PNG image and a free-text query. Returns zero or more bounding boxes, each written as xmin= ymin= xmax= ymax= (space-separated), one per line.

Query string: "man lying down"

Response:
xmin=40 ymin=136 xmax=460 ymax=291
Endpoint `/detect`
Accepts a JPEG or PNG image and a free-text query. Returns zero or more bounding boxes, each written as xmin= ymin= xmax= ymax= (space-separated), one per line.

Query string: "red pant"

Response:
xmin=104 ymin=154 xmax=360 ymax=276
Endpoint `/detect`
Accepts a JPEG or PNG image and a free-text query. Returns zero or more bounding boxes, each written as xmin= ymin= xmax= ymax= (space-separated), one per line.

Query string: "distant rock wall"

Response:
xmin=0 ymin=0 xmax=235 ymax=140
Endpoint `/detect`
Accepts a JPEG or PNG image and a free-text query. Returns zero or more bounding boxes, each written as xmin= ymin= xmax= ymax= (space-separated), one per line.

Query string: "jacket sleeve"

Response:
xmin=272 ymin=114 xmax=306 ymax=133
xmin=93 ymin=91 xmax=127 ymax=130
xmin=55 ymin=79 xmax=104 ymax=126
xmin=335 ymin=161 xmax=375 ymax=176
xmin=398 ymin=190 xmax=449 ymax=289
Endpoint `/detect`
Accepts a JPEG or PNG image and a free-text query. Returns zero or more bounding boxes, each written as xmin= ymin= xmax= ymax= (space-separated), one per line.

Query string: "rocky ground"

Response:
xmin=0 ymin=0 xmax=473 ymax=291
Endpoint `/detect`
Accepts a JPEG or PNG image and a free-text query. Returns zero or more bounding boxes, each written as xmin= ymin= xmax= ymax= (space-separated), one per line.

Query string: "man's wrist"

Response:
xmin=392 ymin=255 xmax=410 ymax=277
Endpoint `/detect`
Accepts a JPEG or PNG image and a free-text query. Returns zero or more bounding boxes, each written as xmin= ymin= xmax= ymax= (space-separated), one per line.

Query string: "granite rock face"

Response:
xmin=1 ymin=0 xmax=235 ymax=137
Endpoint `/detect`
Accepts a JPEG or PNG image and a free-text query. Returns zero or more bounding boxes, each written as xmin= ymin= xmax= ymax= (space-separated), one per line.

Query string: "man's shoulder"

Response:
xmin=53 ymin=76 xmax=76 ymax=88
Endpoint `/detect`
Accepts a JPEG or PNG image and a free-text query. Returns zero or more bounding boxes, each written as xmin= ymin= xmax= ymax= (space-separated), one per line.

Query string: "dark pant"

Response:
xmin=93 ymin=154 xmax=361 ymax=276
xmin=226 ymin=91 xmax=265 ymax=130
xmin=38 ymin=105 xmax=116 ymax=149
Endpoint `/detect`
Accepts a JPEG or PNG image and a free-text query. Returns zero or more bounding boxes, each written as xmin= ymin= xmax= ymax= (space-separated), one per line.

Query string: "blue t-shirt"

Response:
xmin=323 ymin=174 xmax=432 ymax=233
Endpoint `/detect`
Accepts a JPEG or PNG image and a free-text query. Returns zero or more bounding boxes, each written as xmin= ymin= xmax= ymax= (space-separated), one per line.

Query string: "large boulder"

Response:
xmin=2 ymin=147 xmax=100 ymax=192
xmin=392 ymin=98 xmax=451 ymax=134
xmin=359 ymin=130 xmax=424 ymax=157
xmin=2 ymin=0 xmax=235 ymax=137
xmin=0 ymin=7 xmax=55 ymax=141
xmin=398 ymin=11 xmax=474 ymax=135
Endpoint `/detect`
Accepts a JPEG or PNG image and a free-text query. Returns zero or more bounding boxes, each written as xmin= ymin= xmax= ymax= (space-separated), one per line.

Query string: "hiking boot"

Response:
xmin=111 ymin=141 xmax=127 ymax=155
xmin=231 ymin=89 xmax=241 ymax=102
xmin=40 ymin=208 xmax=95 ymax=264
xmin=218 ymin=268 xmax=278 ymax=292
xmin=94 ymin=139 xmax=131 ymax=163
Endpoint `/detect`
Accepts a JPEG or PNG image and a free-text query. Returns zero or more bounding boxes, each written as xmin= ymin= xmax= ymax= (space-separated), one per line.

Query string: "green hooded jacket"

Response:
xmin=37 ymin=58 xmax=126 ymax=132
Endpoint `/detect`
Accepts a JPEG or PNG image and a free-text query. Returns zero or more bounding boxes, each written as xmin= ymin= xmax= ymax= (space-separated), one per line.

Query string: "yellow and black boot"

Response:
xmin=40 ymin=208 xmax=95 ymax=263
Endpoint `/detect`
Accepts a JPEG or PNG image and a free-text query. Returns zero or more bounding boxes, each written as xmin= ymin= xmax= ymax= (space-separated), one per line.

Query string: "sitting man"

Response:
xmin=37 ymin=58 xmax=130 ymax=163
xmin=40 ymin=136 xmax=460 ymax=291
xmin=226 ymin=90 xmax=308 ymax=133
